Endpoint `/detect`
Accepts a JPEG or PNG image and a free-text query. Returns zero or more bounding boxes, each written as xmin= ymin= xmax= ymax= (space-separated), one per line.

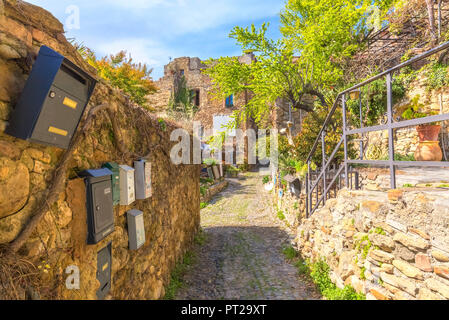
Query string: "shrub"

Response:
xmin=309 ymin=259 xmax=365 ymax=300
xmin=262 ymin=176 xmax=270 ymax=184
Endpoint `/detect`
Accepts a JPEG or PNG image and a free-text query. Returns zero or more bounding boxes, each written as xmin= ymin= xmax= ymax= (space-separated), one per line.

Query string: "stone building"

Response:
xmin=148 ymin=54 xmax=309 ymax=164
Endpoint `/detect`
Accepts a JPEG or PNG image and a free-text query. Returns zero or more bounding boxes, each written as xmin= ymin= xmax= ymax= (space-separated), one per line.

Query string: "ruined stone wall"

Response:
xmin=149 ymin=55 xmax=256 ymax=133
xmin=295 ymin=188 xmax=449 ymax=300
xmin=0 ymin=0 xmax=200 ymax=300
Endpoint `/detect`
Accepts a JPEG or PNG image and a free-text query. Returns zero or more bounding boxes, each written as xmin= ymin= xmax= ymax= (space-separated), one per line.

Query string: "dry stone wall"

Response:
xmin=0 ymin=0 xmax=200 ymax=300
xmin=295 ymin=188 xmax=449 ymax=300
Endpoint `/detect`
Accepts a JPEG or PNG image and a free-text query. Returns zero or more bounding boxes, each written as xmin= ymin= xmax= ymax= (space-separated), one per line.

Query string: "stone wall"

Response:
xmin=0 ymin=0 xmax=200 ymax=300
xmin=295 ymin=188 xmax=449 ymax=300
xmin=149 ymin=55 xmax=255 ymax=133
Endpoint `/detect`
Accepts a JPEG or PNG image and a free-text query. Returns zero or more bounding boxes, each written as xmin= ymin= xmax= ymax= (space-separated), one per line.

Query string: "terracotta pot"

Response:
xmin=416 ymin=125 xmax=441 ymax=142
xmin=414 ymin=141 xmax=443 ymax=161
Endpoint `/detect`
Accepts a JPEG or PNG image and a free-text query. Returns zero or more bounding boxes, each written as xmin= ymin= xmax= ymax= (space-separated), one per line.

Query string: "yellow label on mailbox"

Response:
xmin=102 ymin=263 xmax=109 ymax=271
xmin=63 ymin=97 xmax=78 ymax=109
xmin=48 ymin=126 xmax=68 ymax=136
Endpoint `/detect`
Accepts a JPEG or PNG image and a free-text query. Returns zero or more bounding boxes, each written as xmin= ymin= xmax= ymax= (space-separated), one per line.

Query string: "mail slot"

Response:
xmin=96 ymin=242 xmax=112 ymax=299
xmin=134 ymin=159 xmax=152 ymax=200
xmin=127 ymin=209 xmax=146 ymax=250
xmin=80 ymin=168 xmax=115 ymax=245
xmin=5 ymin=46 xmax=97 ymax=149
xmin=119 ymin=165 xmax=135 ymax=206
xmin=103 ymin=162 xmax=120 ymax=206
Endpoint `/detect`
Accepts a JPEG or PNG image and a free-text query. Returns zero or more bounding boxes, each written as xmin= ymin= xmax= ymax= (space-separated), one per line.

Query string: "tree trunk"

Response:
xmin=426 ymin=0 xmax=438 ymax=44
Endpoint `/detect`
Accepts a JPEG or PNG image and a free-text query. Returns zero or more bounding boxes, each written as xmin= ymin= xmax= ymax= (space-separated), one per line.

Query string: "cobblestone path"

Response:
xmin=175 ymin=172 xmax=321 ymax=300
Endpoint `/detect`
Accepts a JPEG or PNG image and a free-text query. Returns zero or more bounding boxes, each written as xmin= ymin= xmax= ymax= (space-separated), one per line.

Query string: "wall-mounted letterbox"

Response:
xmin=134 ymin=159 xmax=152 ymax=200
xmin=80 ymin=168 xmax=115 ymax=245
xmin=5 ymin=46 xmax=97 ymax=149
xmin=96 ymin=242 xmax=112 ymax=300
xmin=127 ymin=209 xmax=146 ymax=250
xmin=119 ymin=165 xmax=135 ymax=206
xmin=207 ymin=167 xmax=214 ymax=180
xmin=103 ymin=162 xmax=120 ymax=206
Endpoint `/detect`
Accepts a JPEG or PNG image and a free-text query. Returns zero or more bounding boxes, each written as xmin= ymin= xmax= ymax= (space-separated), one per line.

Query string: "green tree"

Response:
xmin=69 ymin=39 xmax=158 ymax=108
xmin=204 ymin=0 xmax=394 ymax=129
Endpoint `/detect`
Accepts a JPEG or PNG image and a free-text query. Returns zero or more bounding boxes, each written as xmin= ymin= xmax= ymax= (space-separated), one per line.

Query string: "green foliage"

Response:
xmin=194 ymin=229 xmax=207 ymax=246
xmin=158 ymin=118 xmax=167 ymax=132
xmin=292 ymin=105 xmax=354 ymax=166
xmin=380 ymin=153 xmax=415 ymax=161
xmin=401 ymin=95 xmax=430 ymax=120
xmin=204 ymin=1 xmax=390 ymax=130
xmin=282 ymin=245 xmax=298 ymax=260
xmin=355 ymin=235 xmax=372 ymax=260
xmin=402 ymin=183 xmax=414 ymax=188
xmin=200 ymin=202 xmax=209 ymax=209
xmin=277 ymin=210 xmax=286 ymax=221
xmin=226 ymin=165 xmax=240 ymax=173
xmin=168 ymin=75 xmax=199 ymax=120
xmin=86 ymin=50 xmax=157 ymax=108
xmin=203 ymin=158 xmax=218 ymax=166
xmin=200 ymin=178 xmax=214 ymax=184
xmin=309 ymin=259 xmax=365 ymax=300
xmin=262 ymin=176 xmax=270 ymax=184
xmin=372 ymin=227 xmax=386 ymax=236
xmin=346 ymin=76 xmax=406 ymax=126
xmin=360 ymin=267 xmax=367 ymax=280
xmin=163 ymin=251 xmax=195 ymax=300
xmin=425 ymin=62 xmax=449 ymax=91
xmin=200 ymin=186 xmax=207 ymax=197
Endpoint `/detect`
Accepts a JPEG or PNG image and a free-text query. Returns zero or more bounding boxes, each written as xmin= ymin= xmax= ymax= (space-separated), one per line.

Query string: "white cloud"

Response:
xmin=92 ymin=38 xmax=176 ymax=79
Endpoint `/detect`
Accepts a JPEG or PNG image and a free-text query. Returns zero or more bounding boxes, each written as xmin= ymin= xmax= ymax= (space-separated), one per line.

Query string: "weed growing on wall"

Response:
xmin=309 ymin=259 xmax=365 ymax=300
xmin=281 ymin=246 xmax=365 ymax=300
xmin=163 ymin=251 xmax=195 ymax=300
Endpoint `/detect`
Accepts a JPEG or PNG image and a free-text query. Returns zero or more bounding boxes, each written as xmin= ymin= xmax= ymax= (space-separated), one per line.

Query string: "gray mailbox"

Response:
xmin=127 ymin=209 xmax=145 ymax=250
xmin=134 ymin=159 xmax=152 ymax=200
xmin=80 ymin=168 xmax=115 ymax=245
xmin=96 ymin=242 xmax=112 ymax=299
xmin=119 ymin=165 xmax=135 ymax=206
xmin=5 ymin=46 xmax=97 ymax=149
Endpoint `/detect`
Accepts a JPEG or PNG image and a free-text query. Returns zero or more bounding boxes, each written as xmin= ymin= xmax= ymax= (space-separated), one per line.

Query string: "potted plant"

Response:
xmin=226 ymin=165 xmax=240 ymax=178
xmin=203 ymin=158 xmax=220 ymax=180
xmin=401 ymin=95 xmax=442 ymax=161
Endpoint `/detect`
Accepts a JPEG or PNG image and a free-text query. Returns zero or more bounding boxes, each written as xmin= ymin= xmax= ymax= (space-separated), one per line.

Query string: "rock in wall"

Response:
xmin=295 ymin=188 xmax=449 ymax=300
xmin=0 ymin=0 xmax=200 ymax=300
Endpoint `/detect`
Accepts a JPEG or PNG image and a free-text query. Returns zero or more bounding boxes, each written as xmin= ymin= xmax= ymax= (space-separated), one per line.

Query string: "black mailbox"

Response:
xmin=96 ymin=242 xmax=112 ymax=299
xmin=5 ymin=46 xmax=97 ymax=149
xmin=80 ymin=168 xmax=115 ymax=245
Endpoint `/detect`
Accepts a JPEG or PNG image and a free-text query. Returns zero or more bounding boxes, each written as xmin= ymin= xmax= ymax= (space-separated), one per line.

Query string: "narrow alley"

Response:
xmin=175 ymin=173 xmax=321 ymax=300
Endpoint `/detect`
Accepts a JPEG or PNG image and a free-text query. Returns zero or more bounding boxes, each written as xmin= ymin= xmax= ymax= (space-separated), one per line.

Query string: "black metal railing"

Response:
xmin=305 ymin=41 xmax=449 ymax=218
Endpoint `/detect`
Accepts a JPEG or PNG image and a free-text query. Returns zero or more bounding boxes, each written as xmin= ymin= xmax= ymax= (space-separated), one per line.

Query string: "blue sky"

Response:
xmin=27 ymin=0 xmax=285 ymax=80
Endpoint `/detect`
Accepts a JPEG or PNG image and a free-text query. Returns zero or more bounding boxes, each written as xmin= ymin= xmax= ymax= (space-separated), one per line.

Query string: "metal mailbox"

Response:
xmin=127 ymin=209 xmax=146 ymax=250
xmin=103 ymin=162 xmax=120 ymax=205
xmin=96 ymin=242 xmax=112 ymax=299
xmin=80 ymin=168 xmax=115 ymax=245
xmin=119 ymin=165 xmax=135 ymax=206
xmin=5 ymin=46 xmax=97 ymax=149
xmin=134 ymin=159 xmax=152 ymax=200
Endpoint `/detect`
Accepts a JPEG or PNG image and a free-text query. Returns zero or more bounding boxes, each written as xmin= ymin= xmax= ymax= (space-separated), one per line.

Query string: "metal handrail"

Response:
xmin=306 ymin=40 xmax=449 ymax=163
xmin=305 ymin=41 xmax=449 ymax=218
